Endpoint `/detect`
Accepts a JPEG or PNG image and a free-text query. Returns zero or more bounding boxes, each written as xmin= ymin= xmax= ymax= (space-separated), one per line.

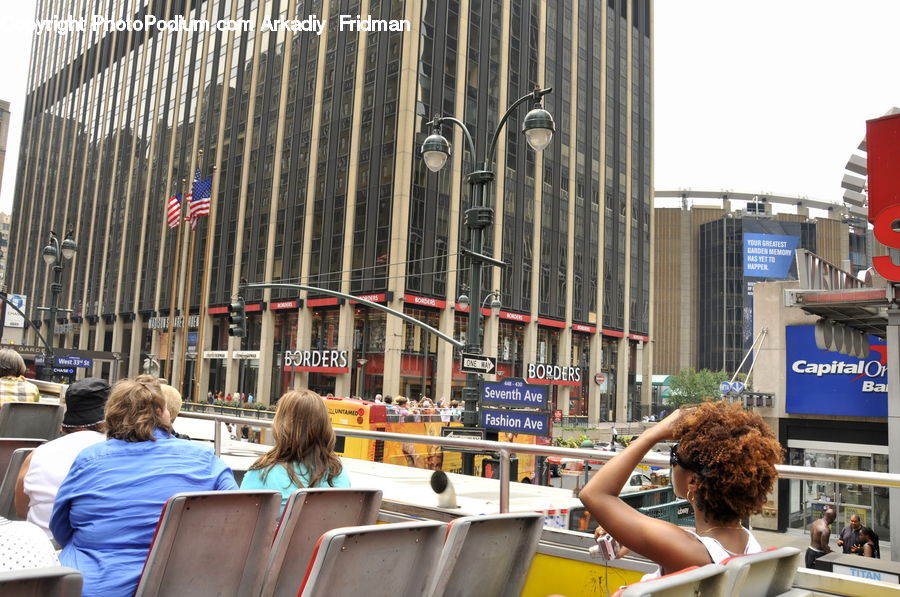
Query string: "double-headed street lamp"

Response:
xmin=421 ymin=87 xmax=554 ymax=473
xmin=42 ymin=230 xmax=77 ymax=371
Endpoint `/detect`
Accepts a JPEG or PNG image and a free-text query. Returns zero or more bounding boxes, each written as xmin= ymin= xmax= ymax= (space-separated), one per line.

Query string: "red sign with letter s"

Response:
xmin=867 ymin=113 xmax=900 ymax=280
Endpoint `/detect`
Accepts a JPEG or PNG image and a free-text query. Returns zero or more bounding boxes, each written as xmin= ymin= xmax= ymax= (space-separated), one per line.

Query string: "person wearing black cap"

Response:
xmin=14 ymin=377 xmax=111 ymax=538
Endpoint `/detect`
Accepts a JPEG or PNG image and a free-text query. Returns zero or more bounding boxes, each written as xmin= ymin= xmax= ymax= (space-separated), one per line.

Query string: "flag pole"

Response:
xmin=164 ymin=177 xmax=188 ymax=381
xmin=178 ymin=151 xmax=203 ymax=399
xmin=193 ymin=162 xmax=218 ymax=405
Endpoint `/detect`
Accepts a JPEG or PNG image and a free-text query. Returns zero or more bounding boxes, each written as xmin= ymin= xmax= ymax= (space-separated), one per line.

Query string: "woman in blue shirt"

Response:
xmin=241 ymin=389 xmax=349 ymax=510
xmin=50 ymin=376 xmax=238 ymax=597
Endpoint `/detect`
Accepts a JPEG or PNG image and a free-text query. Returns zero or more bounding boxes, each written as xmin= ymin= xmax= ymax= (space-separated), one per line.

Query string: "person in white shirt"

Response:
xmin=0 ymin=516 xmax=58 ymax=571
xmin=580 ymin=402 xmax=782 ymax=579
xmin=14 ymin=377 xmax=111 ymax=538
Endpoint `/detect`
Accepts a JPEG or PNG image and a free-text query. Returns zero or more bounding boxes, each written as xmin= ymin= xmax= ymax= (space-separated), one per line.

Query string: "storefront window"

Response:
xmin=273 ymin=311 xmax=299 ymax=400
xmin=402 ymin=308 xmax=439 ymax=354
xmin=570 ymin=333 xmax=591 ymax=417
xmin=366 ymin=313 xmax=386 ymax=352
xmin=311 ymin=310 xmax=340 ymax=349
xmin=787 ymin=445 xmax=889 ymax=541
xmin=497 ymin=322 xmax=524 ymax=377
xmin=599 ymin=337 xmax=618 ymax=422
xmin=454 ymin=314 xmax=468 ymax=347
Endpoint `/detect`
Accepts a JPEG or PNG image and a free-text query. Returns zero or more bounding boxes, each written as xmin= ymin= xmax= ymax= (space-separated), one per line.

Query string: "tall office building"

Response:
xmin=11 ymin=0 xmax=652 ymax=423
xmin=652 ymin=192 xmax=868 ymax=377
xmin=0 ymin=99 xmax=10 ymax=292
xmin=0 ymin=100 xmax=9 ymax=195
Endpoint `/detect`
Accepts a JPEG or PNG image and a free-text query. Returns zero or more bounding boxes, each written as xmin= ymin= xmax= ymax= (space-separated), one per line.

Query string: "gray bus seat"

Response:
xmin=614 ymin=564 xmax=728 ymax=597
xmin=134 ymin=490 xmax=281 ymax=597
xmin=427 ymin=512 xmax=545 ymax=597
xmin=260 ymin=487 xmax=383 ymax=597
xmin=0 ymin=439 xmax=44 ymax=482
xmin=299 ymin=521 xmax=447 ymax=597
xmin=0 ymin=566 xmax=83 ymax=596
xmin=0 ymin=402 xmax=64 ymax=440
xmin=0 ymin=447 xmax=34 ymax=519
xmin=722 ymin=546 xmax=810 ymax=597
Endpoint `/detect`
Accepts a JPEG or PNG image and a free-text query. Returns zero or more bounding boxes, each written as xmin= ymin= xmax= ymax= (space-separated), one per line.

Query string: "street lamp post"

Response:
xmin=356 ymin=357 xmax=368 ymax=398
xmin=41 ymin=230 xmax=78 ymax=374
xmin=422 ymin=87 xmax=554 ymax=474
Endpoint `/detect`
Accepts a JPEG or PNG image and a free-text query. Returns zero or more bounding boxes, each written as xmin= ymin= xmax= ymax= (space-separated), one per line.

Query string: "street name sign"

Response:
xmin=56 ymin=356 xmax=93 ymax=368
xmin=461 ymin=352 xmax=496 ymax=374
xmin=481 ymin=378 xmax=548 ymax=409
xmin=440 ymin=426 xmax=487 ymax=454
xmin=480 ymin=407 xmax=550 ymax=437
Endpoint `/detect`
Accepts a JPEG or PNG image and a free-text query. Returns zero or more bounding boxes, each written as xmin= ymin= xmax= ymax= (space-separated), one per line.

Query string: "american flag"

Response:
xmin=166 ymin=193 xmax=182 ymax=228
xmin=189 ymin=168 xmax=212 ymax=229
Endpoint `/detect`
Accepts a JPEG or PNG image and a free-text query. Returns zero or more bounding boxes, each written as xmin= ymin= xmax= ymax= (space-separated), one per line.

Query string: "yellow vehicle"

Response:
xmin=324 ymin=397 xmax=539 ymax=482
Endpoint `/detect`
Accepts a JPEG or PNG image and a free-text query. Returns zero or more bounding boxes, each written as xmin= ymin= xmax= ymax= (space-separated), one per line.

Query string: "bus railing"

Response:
xmin=180 ymin=410 xmax=900 ymax=515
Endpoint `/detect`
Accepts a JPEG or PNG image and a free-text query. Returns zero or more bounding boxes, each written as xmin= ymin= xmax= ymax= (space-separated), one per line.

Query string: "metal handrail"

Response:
xmin=181 ymin=411 xmax=900 ymax=514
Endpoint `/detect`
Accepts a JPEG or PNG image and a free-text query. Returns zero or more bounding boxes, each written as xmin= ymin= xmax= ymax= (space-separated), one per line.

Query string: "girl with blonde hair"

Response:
xmin=241 ymin=389 xmax=349 ymax=510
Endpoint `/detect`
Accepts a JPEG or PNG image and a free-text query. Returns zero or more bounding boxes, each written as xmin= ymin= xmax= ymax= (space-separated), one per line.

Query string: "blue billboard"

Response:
xmin=785 ymin=325 xmax=887 ymax=417
xmin=743 ymin=233 xmax=800 ymax=279
xmin=480 ymin=408 xmax=550 ymax=437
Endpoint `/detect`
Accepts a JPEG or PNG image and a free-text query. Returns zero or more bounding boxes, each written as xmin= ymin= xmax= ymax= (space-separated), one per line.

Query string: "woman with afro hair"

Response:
xmin=579 ymin=401 xmax=783 ymax=577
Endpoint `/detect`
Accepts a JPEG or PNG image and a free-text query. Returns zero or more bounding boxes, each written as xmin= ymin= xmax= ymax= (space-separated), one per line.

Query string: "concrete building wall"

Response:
xmin=653 ymin=204 xmax=857 ymax=376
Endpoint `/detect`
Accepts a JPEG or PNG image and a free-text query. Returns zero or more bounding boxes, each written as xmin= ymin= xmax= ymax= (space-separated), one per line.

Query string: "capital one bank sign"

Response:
xmin=786 ymin=325 xmax=887 ymax=417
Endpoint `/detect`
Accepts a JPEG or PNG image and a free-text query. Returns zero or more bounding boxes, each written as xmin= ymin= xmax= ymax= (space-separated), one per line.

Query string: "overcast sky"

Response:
xmin=1 ymin=1 xmax=898 ymax=213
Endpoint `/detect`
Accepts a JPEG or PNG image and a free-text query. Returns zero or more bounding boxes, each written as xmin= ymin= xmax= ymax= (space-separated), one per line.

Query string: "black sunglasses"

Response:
xmin=670 ymin=443 xmax=702 ymax=473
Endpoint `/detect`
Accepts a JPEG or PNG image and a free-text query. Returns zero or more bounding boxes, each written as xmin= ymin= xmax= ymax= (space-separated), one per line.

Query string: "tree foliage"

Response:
xmin=665 ymin=368 xmax=730 ymax=409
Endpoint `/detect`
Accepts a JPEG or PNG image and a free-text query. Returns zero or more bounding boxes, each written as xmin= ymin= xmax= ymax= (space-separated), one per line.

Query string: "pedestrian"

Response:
xmin=247 ymin=394 xmax=254 ymax=404
xmin=806 ymin=508 xmax=835 ymax=569
xmin=0 ymin=349 xmax=40 ymax=404
xmin=859 ymin=526 xmax=880 ymax=558
xmin=225 ymin=393 xmax=232 ymax=402
xmin=837 ymin=514 xmax=862 ymax=554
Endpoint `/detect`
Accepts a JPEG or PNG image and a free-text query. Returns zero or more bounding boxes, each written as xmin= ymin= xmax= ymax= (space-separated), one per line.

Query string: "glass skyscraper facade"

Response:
xmin=10 ymin=0 xmax=652 ymax=423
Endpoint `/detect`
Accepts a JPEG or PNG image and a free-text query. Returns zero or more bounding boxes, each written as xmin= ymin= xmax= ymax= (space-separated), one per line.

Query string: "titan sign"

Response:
xmin=785 ymin=325 xmax=887 ymax=417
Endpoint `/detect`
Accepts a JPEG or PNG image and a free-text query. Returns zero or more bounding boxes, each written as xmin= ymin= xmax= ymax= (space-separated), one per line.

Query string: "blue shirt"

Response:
xmin=50 ymin=429 xmax=238 ymax=597
xmin=240 ymin=461 xmax=350 ymax=511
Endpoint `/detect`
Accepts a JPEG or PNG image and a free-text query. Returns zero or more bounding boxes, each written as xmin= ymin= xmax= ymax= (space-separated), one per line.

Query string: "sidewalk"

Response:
xmin=754 ymin=527 xmax=811 ymax=551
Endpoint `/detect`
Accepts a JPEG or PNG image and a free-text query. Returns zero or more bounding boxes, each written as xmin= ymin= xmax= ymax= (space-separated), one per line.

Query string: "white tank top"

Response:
xmin=640 ymin=527 xmax=762 ymax=581
xmin=23 ymin=430 xmax=106 ymax=537
xmin=685 ymin=527 xmax=762 ymax=563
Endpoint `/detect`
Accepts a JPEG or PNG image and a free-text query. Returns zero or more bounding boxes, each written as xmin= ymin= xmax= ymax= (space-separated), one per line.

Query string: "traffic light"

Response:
xmin=228 ymin=298 xmax=246 ymax=337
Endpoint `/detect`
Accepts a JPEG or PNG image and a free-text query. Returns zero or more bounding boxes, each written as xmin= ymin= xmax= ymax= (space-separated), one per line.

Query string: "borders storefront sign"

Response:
xmin=525 ymin=362 xmax=582 ymax=386
xmin=786 ymin=325 xmax=887 ymax=417
xmin=283 ymin=349 xmax=350 ymax=373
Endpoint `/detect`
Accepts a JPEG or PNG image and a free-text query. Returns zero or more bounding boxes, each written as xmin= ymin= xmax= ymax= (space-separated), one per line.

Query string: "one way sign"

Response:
xmin=461 ymin=352 xmax=497 ymax=375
